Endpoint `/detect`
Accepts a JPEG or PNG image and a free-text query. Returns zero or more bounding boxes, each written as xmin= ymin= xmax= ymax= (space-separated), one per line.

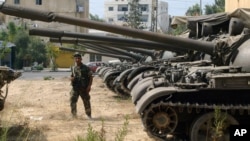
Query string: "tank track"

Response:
xmin=141 ymin=89 xmax=250 ymax=141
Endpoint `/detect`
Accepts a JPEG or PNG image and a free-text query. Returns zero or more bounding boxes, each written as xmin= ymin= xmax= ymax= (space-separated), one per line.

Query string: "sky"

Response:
xmin=90 ymin=0 xmax=214 ymax=18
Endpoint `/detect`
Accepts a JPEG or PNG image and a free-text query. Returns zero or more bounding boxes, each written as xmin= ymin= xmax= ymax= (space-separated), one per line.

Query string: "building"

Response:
xmin=104 ymin=0 xmax=169 ymax=32
xmin=225 ymin=0 xmax=250 ymax=13
xmin=1 ymin=0 xmax=119 ymax=67
xmin=4 ymin=0 xmax=89 ymax=33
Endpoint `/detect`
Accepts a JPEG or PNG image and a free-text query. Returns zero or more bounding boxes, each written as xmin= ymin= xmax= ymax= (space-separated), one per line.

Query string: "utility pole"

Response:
xmin=200 ymin=0 xmax=202 ymax=15
xmin=151 ymin=0 xmax=158 ymax=32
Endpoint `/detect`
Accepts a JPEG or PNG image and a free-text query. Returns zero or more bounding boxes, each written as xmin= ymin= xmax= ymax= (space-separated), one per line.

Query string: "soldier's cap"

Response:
xmin=73 ymin=52 xmax=82 ymax=58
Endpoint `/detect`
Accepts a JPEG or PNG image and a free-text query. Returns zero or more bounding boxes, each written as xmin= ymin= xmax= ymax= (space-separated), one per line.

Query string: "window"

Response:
xmin=118 ymin=5 xmax=128 ymax=11
xmin=117 ymin=15 xmax=127 ymax=21
xmin=90 ymin=54 xmax=102 ymax=62
xmin=108 ymin=18 xmax=114 ymax=22
xmin=140 ymin=15 xmax=148 ymax=22
xmin=108 ymin=7 xmax=114 ymax=11
xmin=36 ymin=0 xmax=42 ymax=5
xmin=14 ymin=0 xmax=20 ymax=4
xmin=139 ymin=4 xmax=148 ymax=12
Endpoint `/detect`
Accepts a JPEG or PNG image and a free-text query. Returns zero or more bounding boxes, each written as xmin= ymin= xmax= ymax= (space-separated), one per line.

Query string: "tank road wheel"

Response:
xmin=105 ymin=75 xmax=117 ymax=92
xmin=142 ymin=102 xmax=178 ymax=140
xmin=190 ymin=112 xmax=239 ymax=141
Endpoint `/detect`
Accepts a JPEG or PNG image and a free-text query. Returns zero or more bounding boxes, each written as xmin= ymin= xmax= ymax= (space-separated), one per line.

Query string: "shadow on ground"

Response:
xmin=0 ymin=124 xmax=47 ymax=141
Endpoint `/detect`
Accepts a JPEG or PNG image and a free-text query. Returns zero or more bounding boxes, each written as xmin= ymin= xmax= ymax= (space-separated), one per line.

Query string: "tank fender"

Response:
xmin=115 ymin=68 xmax=134 ymax=82
xmin=135 ymin=87 xmax=177 ymax=114
xmin=131 ymin=77 xmax=154 ymax=104
xmin=103 ymin=70 xmax=121 ymax=82
xmin=127 ymin=73 xmax=142 ymax=90
xmin=98 ymin=67 xmax=112 ymax=78
xmin=127 ymin=66 xmax=155 ymax=82
xmin=127 ymin=70 xmax=157 ymax=90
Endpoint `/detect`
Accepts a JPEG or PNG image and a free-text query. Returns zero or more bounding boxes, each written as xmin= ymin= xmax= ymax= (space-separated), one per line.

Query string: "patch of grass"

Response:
xmin=43 ymin=76 xmax=55 ymax=80
xmin=75 ymin=116 xmax=129 ymax=141
xmin=212 ymin=108 xmax=227 ymax=141
xmin=0 ymin=123 xmax=46 ymax=141
xmin=113 ymin=96 xmax=131 ymax=102
xmin=115 ymin=115 xmax=129 ymax=141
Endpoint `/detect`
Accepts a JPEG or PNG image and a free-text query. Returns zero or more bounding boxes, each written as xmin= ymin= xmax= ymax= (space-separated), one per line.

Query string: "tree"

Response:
xmin=28 ymin=37 xmax=47 ymax=65
xmin=186 ymin=0 xmax=225 ymax=16
xmin=186 ymin=3 xmax=201 ymax=16
xmin=89 ymin=13 xmax=105 ymax=22
xmin=46 ymin=42 xmax=59 ymax=71
xmin=0 ymin=22 xmax=48 ymax=69
xmin=124 ymin=0 xmax=143 ymax=29
xmin=204 ymin=0 xmax=225 ymax=15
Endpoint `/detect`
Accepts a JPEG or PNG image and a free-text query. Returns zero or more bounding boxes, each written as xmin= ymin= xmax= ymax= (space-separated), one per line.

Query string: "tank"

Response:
xmin=2 ymin=3 xmax=250 ymax=141
xmin=0 ymin=66 xmax=22 ymax=111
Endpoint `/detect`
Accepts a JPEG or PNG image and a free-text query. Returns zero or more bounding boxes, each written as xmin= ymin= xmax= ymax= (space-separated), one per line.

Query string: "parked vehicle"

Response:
xmin=86 ymin=62 xmax=107 ymax=73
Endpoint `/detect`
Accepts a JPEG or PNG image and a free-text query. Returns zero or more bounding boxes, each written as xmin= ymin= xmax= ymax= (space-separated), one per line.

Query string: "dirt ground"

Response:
xmin=0 ymin=74 xmax=155 ymax=141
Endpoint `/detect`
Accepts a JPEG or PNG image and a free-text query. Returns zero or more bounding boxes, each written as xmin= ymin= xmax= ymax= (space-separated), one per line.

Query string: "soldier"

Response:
xmin=70 ymin=52 xmax=93 ymax=119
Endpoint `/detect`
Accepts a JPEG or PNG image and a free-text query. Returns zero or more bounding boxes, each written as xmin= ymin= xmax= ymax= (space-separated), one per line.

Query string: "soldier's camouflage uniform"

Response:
xmin=70 ymin=63 xmax=92 ymax=117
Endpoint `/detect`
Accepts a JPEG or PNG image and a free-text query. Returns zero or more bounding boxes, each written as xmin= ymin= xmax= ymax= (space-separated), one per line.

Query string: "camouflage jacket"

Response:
xmin=71 ymin=63 xmax=92 ymax=90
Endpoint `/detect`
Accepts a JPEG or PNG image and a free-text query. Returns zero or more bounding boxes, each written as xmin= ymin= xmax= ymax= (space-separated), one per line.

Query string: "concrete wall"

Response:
xmin=225 ymin=0 xmax=250 ymax=13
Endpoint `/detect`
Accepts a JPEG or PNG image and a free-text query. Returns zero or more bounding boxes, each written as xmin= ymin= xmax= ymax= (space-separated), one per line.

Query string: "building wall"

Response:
xmin=225 ymin=0 xmax=250 ymax=13
xmin=104 ymin=0 xmax=169 ymax=32
xmin=4 ymin=0 xmax=89 ymax=33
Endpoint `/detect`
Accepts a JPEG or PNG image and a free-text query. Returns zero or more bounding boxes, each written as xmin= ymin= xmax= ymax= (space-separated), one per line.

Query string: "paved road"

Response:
xmin=18 ymin=71 xmax=71 ymax=80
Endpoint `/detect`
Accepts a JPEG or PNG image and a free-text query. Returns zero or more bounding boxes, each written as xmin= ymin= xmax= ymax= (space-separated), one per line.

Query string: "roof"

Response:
xmin=0 ymin=40 xmax=15 ymax=48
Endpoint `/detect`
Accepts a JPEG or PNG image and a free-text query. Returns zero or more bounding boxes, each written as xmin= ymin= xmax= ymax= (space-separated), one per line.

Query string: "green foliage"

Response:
xmin=75 ymin=116 xmax=129 ymax=141
xmin=7 ymin=22 xmax=17 ymax=42
xmin=186 ymin=3 xmax=201 ymax=16
xmin=89 ymin=14 xmax=105 ymax=22
xmin=0 ymin=41 xmax=11 ymax=59
xmin=46 ymin=42 xmax=58 ymax=71
xmin=186 ymin=0 xmax=225 ymax=16
xmin=212 ymin=108 xmax=227 ymax=140
xmin=169 ymin=24 xmax=188 ymax=36
xmin=43 ymin=76 xmax=55 ymax=80
xmin=75 ymin=123 xmax=105 ymax=141
xmin=124 ymin=0 xmax=143 ymax=29
xmin=28 ymin=37 xmax=47 ymax=64
xmin=204 ymin=0 xmax=225 ymax=15
xmin=0 ymin=22 xmax=48 ymax=69
xmin=115 ymin=115 xmax=129 ymax=141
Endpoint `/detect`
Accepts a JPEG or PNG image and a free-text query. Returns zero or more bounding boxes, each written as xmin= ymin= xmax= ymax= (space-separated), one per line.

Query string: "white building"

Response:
xmin=104 ymin=0 xmax=169 ymax=32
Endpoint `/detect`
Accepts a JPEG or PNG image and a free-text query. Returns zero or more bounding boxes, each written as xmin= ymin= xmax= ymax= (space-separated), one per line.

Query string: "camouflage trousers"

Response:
xmin=70 ymin=88 xmax=91 ymax=117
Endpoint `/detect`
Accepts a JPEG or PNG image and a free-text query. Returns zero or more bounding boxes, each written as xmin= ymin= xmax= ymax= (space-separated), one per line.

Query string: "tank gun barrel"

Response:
xmin=58 ymin=47 xmax=133 ymax=61
xmin=79 ymin=43 xmax=144 ymax=61
xmin=30 ymin=28 xmax=188 ymax=53
xmin=50 ymin=38 xmax=143 ymax=62
xmin=0 ymin=3 xmax=214 ymax=54
xmin=50 ymin=38 xmax=157 ymax=57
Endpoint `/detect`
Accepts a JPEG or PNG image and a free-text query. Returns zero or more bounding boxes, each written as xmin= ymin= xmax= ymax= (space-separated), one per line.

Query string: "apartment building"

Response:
xmin=4 ymin=0 xmax=89 ymax=33
xmin=104 ymin=0 xmax=169 ymax=32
